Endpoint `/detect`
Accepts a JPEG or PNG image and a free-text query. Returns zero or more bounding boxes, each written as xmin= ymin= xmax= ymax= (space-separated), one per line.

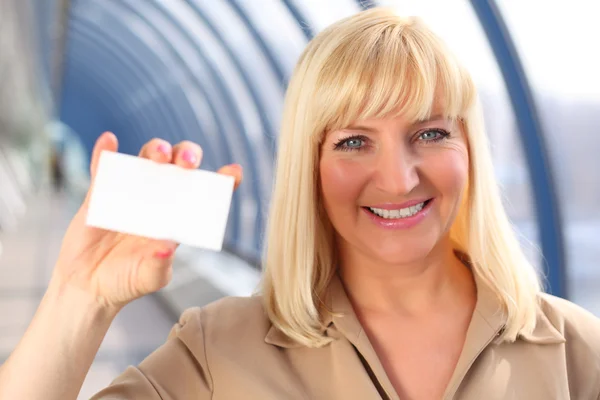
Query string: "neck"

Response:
xmin=338 ymin=240 xmax=475 ymax=317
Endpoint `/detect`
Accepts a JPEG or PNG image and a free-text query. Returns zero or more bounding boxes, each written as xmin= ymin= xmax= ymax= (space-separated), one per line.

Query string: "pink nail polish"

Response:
xmin=155 ymin=249 xmax=174 ymax=259
xmin=157 ymin=143 xmax=171 ymax=155
xmin=182 ymin=150 xmax=197 ymax=164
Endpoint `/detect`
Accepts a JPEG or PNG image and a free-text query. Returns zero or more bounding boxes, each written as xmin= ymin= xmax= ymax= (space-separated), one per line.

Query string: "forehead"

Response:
xmin=334 ymin=91 xmax=449 ymax=126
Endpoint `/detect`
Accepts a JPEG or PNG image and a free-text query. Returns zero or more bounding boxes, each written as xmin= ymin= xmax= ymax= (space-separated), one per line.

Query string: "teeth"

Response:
xmin=368 ymin=202 xmax=425 ymax=219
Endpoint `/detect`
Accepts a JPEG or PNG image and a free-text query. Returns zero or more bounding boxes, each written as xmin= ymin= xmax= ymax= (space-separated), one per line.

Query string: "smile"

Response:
xmin=365 ymin=199 xmax=432 ymax=219
xmin=367 ymin=202 xmax=425 ymax=219
xmin=361 ymin=199 xmax=434 ymax=230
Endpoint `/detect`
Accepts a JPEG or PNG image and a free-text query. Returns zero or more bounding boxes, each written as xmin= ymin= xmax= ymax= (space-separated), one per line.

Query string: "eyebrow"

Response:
xmin=343 ymin=125 xmax=378 ymax=133
xmin=415 ymin=114 xmax=447 ymax=124
xmin=343 ymin=114 xmax=449 ymax=133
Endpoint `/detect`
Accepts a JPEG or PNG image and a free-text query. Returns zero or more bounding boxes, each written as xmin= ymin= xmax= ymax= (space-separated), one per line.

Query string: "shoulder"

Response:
xmin=171 ymin=295 xmax=291 ymax=385
xmin=174 ymin=295 xmax=271 ymax=347
xmin=538 ymin=293 xmax=600 ymax=347
xmin=98 ymin=297 xmax=271 ymax=397
xmin=535 ymin=294 xmax=600 ymax=396
xmin=536 ymin=292 xmax=600 ymax=375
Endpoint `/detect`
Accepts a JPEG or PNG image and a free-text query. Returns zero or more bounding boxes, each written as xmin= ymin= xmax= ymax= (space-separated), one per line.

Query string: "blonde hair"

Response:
xmin=261 ymin=7 xmax=541 ymax=347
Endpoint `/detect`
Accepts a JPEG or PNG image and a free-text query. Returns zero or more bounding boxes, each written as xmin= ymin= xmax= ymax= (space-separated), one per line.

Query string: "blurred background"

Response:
xmin=0 ymin=0 xmax=598 ymax=397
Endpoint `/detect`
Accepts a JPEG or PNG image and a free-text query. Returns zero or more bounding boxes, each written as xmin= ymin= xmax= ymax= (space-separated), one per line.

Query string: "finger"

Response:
xmin=217 ymin=164 xmax=243 ymax=190
xmin=142 ymin=239 xmax=178 ymax=292
xmin=152 ymin=240 xmax=179 ymax=260
xmin=83 ymin=132 xmax=118 ymax=208
xmin=138 ymin=138 xmax=173 ymax=163
xmin=172 ymin=141 xmax=203 ymax=169
xmin=90 ymin=132 xmax=118 ymax=179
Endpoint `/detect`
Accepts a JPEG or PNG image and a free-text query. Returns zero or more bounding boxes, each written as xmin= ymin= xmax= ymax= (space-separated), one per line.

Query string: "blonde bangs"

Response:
xmin=310 ymin=13 xmax=476 ymax=141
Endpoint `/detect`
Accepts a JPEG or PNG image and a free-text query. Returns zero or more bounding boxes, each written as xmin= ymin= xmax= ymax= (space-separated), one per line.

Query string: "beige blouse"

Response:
xmin=91 ymin=274 xmax=600 ymax=399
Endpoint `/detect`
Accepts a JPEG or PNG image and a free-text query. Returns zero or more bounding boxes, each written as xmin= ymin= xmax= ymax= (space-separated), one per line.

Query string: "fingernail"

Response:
xmin=230 ymin=163 xmax=242 ymax=170
xmin=182 ymin=150 xmax=197 ymax=164
xmin=155 ymin=249 xmax=174 ymax=259
xmin=157 ymin=143 xmax=171 ymax=155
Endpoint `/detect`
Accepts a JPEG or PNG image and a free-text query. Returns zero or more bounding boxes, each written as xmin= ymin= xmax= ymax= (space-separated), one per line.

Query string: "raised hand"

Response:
xmin=51 ymin=132 xmax=243 ymax=311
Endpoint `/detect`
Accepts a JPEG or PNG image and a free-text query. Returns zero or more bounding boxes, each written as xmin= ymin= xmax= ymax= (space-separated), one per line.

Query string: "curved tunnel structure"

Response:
xmin=11 ymin=0 xmax=600 ymax=303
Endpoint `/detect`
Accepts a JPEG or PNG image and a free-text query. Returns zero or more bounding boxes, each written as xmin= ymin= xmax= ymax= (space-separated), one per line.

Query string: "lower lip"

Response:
xmin=362 ymin=199 xmax=434 ymax=230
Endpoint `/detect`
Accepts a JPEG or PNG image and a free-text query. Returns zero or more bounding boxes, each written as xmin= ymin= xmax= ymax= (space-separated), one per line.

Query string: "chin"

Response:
xmin=367 ymin=237 xmax=440 ymax=266
xmin=363 ymin=229 xmax=443 ymax=265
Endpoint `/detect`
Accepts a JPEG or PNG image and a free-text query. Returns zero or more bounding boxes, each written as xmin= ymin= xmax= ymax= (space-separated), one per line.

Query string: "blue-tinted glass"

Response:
xmin=289 ymin=0 xmax=362 ymax=32
xmin=230 ymin=0 xmax=307 ymax=79
xmin=498 ymin=0 xmax=600 ymax=313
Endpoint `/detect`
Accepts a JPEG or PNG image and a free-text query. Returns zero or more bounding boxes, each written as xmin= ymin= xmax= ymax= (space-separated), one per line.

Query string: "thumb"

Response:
xmin=90 ymin=132 xmax=119 ymax=179
xmin=82 ymin=132 xmax=119 ymax=208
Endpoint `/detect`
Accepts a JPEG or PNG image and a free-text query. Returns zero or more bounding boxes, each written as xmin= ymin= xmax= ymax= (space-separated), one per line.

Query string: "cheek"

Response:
xmin=426 ymin=148 xmax=469 ymax=198
xmin=319 ymin=158 xmax=369 ymax=210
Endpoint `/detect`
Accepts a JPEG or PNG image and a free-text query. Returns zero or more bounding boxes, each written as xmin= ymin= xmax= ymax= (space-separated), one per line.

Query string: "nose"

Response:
xmin=373 ymin=145 xmax=420 ymax=196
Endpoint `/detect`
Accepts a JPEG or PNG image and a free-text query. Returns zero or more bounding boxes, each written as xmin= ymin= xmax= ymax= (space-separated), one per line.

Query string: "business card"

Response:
xmin=86 ymin=151 xmax=234 ymax=251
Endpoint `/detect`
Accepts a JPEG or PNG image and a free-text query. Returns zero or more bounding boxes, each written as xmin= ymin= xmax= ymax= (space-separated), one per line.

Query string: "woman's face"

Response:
xmin=319 ymin=110 xmax=469 ymax=266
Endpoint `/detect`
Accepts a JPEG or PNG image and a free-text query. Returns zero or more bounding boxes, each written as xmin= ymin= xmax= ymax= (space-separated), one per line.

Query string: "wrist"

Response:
xmin=45 ymin=275 xmax=121 ymax=327
xmin=0 ymin=274 xmax=119 ymax=399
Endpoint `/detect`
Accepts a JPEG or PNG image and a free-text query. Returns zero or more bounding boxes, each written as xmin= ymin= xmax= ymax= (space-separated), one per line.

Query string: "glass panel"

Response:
xmin=68 ymin=45 xmax=179 ymax=159
xmin=290 ymin=0 xmax=362 ymax=31
xmin=191 ymin=0 xmax=285 ymax=136
xmin=497 ymin=0 xmax=600 ymax=313
xmin=114 ymin=0 xmax=269 ymax=254
xmin=150 ymin=0 xmax=273 ymax=189
xmin=72 ymin=1 xmax=247 ymax=246
xmin=375 ymin=0 xmax=542 ymax=265
xmin=70 ymin=5 xmax=180 ymax=153
xmin=231 ymin=0 xmax=307 ymax=79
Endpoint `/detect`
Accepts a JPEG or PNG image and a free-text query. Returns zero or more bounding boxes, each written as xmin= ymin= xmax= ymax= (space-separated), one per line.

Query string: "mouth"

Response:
xmin=362 ymin=199 xmax=434 ymax=219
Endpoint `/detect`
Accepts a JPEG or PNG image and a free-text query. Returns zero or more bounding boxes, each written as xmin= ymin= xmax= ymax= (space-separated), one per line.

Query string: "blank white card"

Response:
xmin=86 ymin=151 xmax=235 ymax=251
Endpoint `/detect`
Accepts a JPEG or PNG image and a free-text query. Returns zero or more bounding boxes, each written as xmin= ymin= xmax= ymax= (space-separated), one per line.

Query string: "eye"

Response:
xmin=345 ymin=138 xmax=364 ymax=148
xmin=418 ymin=129 xmax=450 ymax=142
xmin=333 ymin=135 xmax=367 ymax=151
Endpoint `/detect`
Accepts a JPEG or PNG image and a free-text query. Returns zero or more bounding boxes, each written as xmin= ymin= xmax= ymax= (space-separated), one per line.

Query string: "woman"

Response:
xmin=1 ymin=7 xmax=599 ymax=400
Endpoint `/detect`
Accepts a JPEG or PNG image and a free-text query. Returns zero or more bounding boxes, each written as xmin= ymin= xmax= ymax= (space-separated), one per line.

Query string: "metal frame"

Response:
xmin=124 ymin=0 xmax=266 ymax=254
xmin=356 ymin=0 xmax=376 ymax=10
xmin=280 ymin=0 xmax=314 ymax=40
xmin=103 ymin=0 xmax=227 ymax=168
xmin=184 ymin=0 xmax=280 ymax=157
xmin=64 ymin=30 xmax=179 ymax=158
xmin=64 ymin=18 xmax=186 ymax=154
xmin=65 ymin=21 xmax=171 ymax=144
xmin=62 ymin=53 xmax=145 ymax=144
xmin=65 ymin=20 xmax=248 ymax=249
xmin=66 ymin=3 xmax=232 ymax=200
xmin=470 ymin=0 xmax=566 ymax=298
xmin=104 ymin=0 xmax=245 ymax=245
xmin=227 ymin=0 xmax=287 ymax=85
